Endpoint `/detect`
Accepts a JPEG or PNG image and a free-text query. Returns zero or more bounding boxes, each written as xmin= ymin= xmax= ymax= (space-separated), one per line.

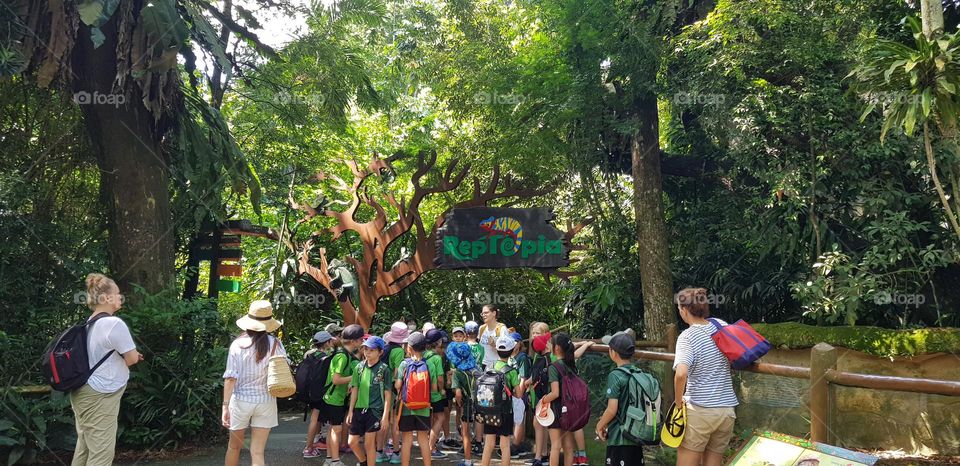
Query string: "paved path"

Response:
xmin=121 ymin=413 xmax=538 ymax=466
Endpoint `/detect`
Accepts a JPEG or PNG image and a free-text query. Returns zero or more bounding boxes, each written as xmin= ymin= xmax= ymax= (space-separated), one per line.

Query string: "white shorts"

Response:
xmin=229 ymin=397 xmax=278 ymax=430
xmin=512 ymin=397 xmax=525 ymax=425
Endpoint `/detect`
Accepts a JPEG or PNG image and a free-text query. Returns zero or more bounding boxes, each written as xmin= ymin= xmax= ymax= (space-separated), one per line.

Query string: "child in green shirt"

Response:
xmin=446 ymin=342 xmax=481 ymax=466
xmin=321 ymin=324 xmax=364 ymax=466
xmin=595 ymin=333 xmax=645 ymax=466
xmin=394 ymin=332 xmax=433 ymax=466
xmin=480 ymin=335 xmax=523 ymax=466
xmin=347 ymin=336 xmax=393 ymax=466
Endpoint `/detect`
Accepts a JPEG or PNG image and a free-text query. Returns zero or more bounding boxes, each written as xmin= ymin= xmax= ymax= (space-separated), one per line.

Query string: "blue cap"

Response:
xmin=464 ymin=321 xmax=480 ymax=334
xmin=362 ymin=336 xmax=385 ymax=350
xmin=510 ymin=332 xmax=523 ymax=342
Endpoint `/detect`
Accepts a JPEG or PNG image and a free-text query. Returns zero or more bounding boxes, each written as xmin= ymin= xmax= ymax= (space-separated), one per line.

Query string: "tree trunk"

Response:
xmin=920 ymin=0 xmax=944 ymax=38
xmin=73 ymin=9 xmax=175 ymax=296
xmin=632 ymin=93 xmax=676 ymax=341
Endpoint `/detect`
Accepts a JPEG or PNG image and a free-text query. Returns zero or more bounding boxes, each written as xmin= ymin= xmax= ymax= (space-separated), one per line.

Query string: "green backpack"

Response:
xmin=617 ymin=366 xmax=661 ymax=445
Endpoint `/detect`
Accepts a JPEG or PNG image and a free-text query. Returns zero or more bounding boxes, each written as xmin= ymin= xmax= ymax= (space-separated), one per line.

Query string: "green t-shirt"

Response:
xmin=469 ymin=342 xmax=484 ymax=367
xmin=396 ymin=358 xmax=431 ymax=417
xmin=605 ymin=365 xmax=640 ymax=447
xmin=324 ymin=351 xmax=355 ymax=406
xmin=388 ymin=346 xmax=406 ymax=375
xmin=493 ymin=360 xmax=520 ymax=393
xmin=423 ymin=350 xmax=444 ymax=402
xmin=509 ymin=352 xmax=530 ymax=380
xmin=350 ymin=360 xmax=392 ymax=417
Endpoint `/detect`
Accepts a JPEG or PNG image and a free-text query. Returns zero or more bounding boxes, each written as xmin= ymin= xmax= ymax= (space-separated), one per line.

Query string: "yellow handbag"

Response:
xmin=267 ymin=338 xmax=296 ymax=398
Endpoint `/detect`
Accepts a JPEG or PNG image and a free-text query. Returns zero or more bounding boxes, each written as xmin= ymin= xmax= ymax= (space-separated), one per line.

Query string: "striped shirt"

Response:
xmin=223 ymin=334 xmax=287 ymax=403
xmin=673 ymin=320 xmax=739 ymax=408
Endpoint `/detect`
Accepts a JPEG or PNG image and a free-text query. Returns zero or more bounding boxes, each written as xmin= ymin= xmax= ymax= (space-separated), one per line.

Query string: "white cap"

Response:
xmin=496 ymin=334 xmax=517 ymax=351
xmin=422 ymin=322 xmax=436 ymax=333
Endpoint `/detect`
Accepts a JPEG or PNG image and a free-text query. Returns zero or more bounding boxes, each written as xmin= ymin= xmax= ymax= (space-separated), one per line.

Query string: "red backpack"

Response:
xmin=400 ymin=358 xmax=431 ymax=410
xmin=708 ymin=318 xmax=771 ymax=369
xmin=553 ymin=361 xmax=591 ymax=431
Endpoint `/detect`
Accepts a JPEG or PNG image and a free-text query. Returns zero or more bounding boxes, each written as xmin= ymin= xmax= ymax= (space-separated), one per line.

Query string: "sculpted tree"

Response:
xmin=291 ymin=151 xmax=586 ymax=328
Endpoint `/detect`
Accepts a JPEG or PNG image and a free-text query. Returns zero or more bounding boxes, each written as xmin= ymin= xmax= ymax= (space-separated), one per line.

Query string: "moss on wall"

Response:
xmin=751 ymin=322 xmax=960 ymax=357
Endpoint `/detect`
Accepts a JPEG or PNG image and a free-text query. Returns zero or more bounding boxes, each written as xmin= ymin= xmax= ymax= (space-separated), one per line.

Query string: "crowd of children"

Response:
xmin=292 ymin=310 xmax=665 ymax=466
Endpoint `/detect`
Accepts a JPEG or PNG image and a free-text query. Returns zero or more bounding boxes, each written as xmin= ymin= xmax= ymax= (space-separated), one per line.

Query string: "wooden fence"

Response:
xmin=577 ymin=324 xmax=960 ymax=444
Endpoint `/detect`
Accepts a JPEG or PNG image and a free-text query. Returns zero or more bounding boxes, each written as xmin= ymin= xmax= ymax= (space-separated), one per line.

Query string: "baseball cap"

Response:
xmin=464 ymin=321 xmax=479 ymax=334
xmin=532 ymin=332 xmax=552 ymax=352
xmin=510 ymin=331 xmax=523 ymax=342
xmin=602 ymin=327 xmax=636 ymax=345
xmin=422 ymin=322 xmax=436 ymax=333
xmin=608 ymin=332 xmax=636 ymax=357
xmin=406 ymin=331 xmax=426 ymax=348
xmin=325 ymin=322 xmax=344 ymax=335
xmin=452 ymin=326 xmax=465 ymax=335
xmin=341 ymin=324 xmax=365 ymax=341
xmin=496 ymin=334 xmax=517 ymax=351
xmin=312 ymin=331 xmax=333 ymax=344
xmin=362 ymin=336 xmax=386 ymax=350
xmin=425 ymin=328 xmax=443 ymax=345
xmin=660 ymin=402 xmax=686 ymax=448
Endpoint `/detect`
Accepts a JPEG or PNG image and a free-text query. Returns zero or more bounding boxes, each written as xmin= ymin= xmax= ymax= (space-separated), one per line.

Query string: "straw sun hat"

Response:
xmin=236 ymin=300 xmax=282 ymax=333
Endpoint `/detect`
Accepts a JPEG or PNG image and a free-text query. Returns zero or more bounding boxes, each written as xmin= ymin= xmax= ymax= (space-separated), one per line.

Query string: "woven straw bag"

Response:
xmin=267 ymin=338 xmax=296 ymax=398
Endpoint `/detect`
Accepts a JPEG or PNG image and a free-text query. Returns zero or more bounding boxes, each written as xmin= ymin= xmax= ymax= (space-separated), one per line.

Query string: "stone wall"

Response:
xmin=734 ymin=347 xmax=960 ymax=455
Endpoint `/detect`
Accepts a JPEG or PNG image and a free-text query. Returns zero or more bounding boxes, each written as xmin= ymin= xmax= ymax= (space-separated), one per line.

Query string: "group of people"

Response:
xmin=63 ymin=272 xmax=739 ymax=466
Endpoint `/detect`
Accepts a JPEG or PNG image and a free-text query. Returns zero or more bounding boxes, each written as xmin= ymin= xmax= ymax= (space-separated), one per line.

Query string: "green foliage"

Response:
xmin=0 ymin=391 xmax=74 ymax=465
xmin=116 ymin=289 xmax=231 ymax=448
xmin=753 ymin=322 xmax=960 ymax=357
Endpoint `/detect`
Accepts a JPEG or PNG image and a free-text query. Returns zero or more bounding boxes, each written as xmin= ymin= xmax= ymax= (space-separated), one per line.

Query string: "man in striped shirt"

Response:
xmin=672 ymin=288 xmax=738 ymax=466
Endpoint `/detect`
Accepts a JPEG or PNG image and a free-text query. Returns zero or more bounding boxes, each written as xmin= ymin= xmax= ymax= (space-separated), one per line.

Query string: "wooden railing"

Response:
xmin=575 ymin=325 xmax=960 ymax=445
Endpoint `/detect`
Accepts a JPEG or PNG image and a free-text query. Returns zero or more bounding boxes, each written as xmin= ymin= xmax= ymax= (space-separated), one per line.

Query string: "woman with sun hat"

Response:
xmin=222 ymin=300 xmax=287 ymax=466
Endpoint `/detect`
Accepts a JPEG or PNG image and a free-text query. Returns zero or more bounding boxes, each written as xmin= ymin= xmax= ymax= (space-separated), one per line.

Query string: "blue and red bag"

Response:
xmin=400 ymin=358 xmax=432 ymax=410
xmin=708 ymin=318 xmax=771 ymax=369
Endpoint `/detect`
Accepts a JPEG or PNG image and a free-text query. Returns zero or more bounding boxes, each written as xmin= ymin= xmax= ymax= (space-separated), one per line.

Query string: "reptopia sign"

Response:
xmin=434 ymin=207 xmax=570 ymax=269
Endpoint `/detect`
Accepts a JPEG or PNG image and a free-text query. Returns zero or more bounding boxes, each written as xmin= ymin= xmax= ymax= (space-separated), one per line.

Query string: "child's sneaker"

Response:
xmin=575 ymin=454 xmax=588 ymax=466
xmin=313 ymin=439 xmax=328 ymax=450
xmin=303 ymin=448 xmax=322 ymax=458
xmin=388 ymin=453 xmax=401 ymax=464
xmin=431 ymin=449 xmax=447 ymax=458
xmin=375 ymin=451 xmax=390 ymax=463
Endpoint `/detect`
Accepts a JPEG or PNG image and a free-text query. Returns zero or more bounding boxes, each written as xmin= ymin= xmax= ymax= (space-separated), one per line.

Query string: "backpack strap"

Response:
xmin=86 ymin=313 xmax=119 ymax=375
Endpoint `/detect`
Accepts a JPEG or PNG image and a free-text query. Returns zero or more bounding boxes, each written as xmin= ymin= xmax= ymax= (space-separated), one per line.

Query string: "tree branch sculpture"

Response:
xmin=292 ymin=151 xmax=586 ymax=329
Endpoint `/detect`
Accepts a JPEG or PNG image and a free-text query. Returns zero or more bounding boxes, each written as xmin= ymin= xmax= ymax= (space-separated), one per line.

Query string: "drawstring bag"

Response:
xmin=267 ymin=338 xmax=296 ymax=398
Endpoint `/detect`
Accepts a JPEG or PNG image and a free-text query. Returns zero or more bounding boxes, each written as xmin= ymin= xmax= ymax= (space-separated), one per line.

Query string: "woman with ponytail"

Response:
xmin=537 ymin=333 xmax=577 ymax=466
xmin=70 ymin=273 xmax=142 ymax=466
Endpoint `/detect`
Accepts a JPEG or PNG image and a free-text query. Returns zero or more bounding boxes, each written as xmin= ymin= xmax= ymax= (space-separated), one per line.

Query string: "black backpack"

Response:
xmin=531 ymin=354 xmax=551 ymax=399
xmin=294 ymin=350 xmax=333 ymax=408
xmin=473 ymin=365 xmax=515 ymax=427
xmin=41 ymin=313 xmax=117 ymax=392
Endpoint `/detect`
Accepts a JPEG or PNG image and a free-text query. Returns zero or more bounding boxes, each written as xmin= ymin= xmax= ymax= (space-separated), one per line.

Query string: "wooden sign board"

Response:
xmin=434 ymin=207 xmax=569 ymax=269
xmin=730 ymin=431 xmax=878 ymax=466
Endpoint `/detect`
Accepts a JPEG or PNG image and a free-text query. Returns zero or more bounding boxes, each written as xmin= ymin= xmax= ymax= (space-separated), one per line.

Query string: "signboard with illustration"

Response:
xmin=435 ymin=207 xmax=570 ymax=269
xmin=730 ymin=431 xmax=878 ymax=466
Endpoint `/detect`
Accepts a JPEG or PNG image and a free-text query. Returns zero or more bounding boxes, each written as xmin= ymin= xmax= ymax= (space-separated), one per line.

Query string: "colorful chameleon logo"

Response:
xmin=479 ymin=216 xmax=523 ymax=252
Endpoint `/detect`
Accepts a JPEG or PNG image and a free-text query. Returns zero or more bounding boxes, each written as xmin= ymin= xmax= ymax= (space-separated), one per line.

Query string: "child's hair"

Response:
xmin=675 ymin=287 xmax=710 ymax=318
xmin=85 ymin=273 xmax=116 ymax=309
xmin=410 ymin=341 xmax=427 ymax=353
xmin=497 ymin=349 xmax=512 ymax=359
xmin=530 ymin=321 xmax=549 ymax=335
xmin=552 ymin=332 xmax=576 ymax=373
